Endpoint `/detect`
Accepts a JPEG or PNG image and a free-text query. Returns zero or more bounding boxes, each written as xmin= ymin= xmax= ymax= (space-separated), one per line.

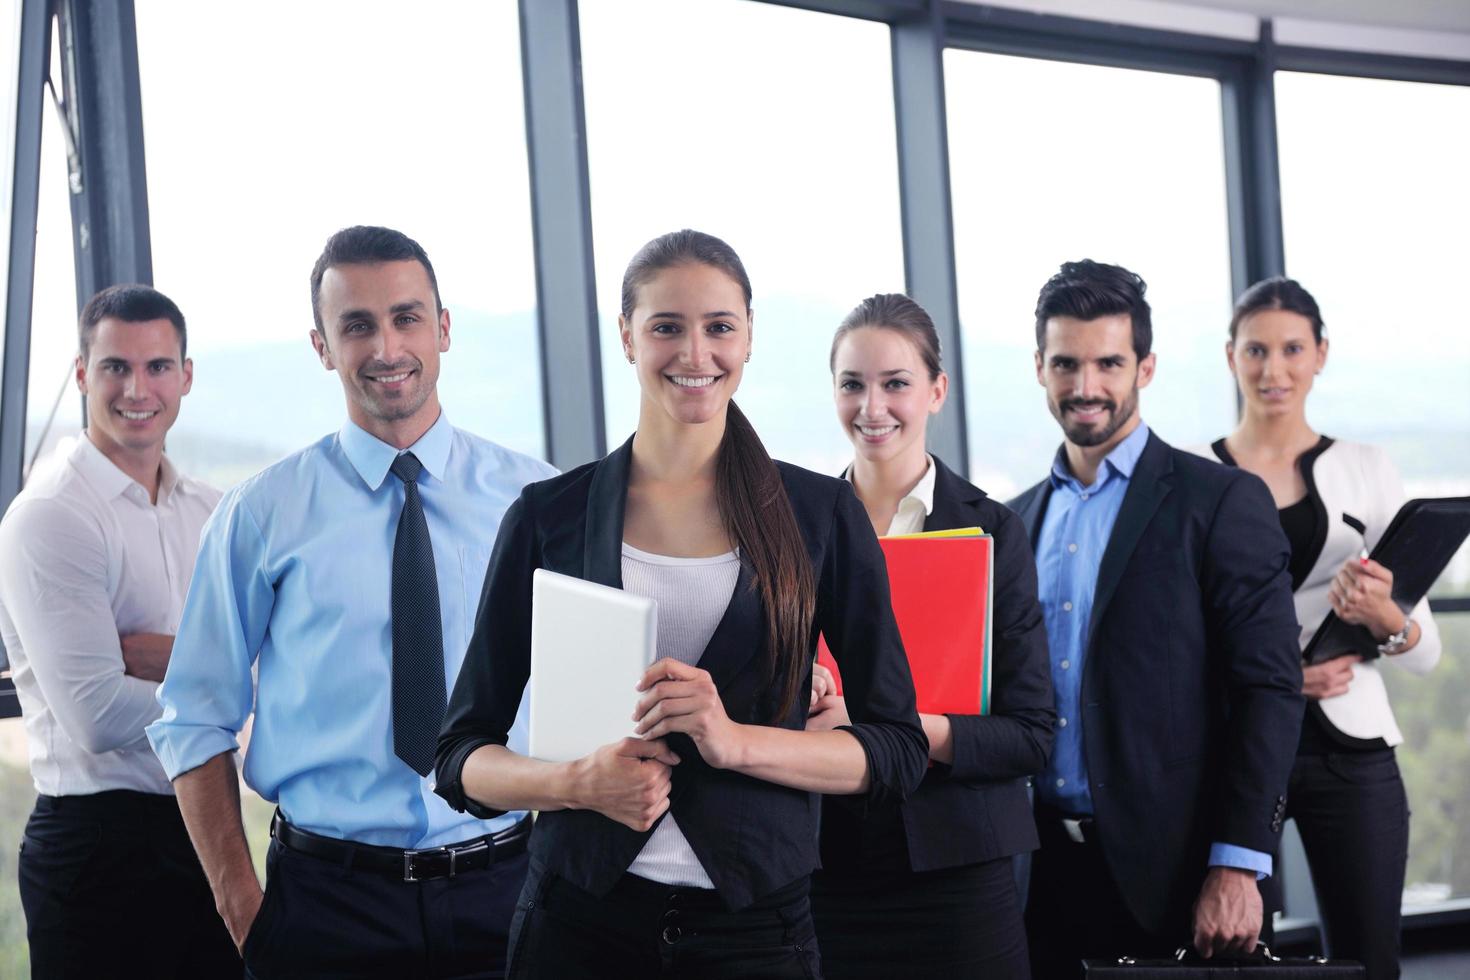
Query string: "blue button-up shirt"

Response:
xmin=1036 ymin=422 xmax=1148 ymax=816
xmin=148 ymin=413 xmax=557 ymax=849
xmin=1034 ymin=422 xmax=1270 ymax=877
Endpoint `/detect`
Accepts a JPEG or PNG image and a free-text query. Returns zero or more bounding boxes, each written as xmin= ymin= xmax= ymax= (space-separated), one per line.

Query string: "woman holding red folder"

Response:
xmin=807 ymin=293 xmax=1056 ymax=979
xmin=1197 ymin=277 xmax=1441 ymax=979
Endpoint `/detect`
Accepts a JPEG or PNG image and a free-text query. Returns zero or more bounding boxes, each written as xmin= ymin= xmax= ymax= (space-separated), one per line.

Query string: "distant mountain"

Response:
xmin=170 ymin=309 xmax=544 ymax=487
xmin=26 ymin=301 xmax=1470 ymax=498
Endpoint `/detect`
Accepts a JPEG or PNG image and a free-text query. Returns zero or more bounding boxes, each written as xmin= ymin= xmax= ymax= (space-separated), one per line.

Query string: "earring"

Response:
xmin=626 ymin=351 xmax=635 ymax=364
xmin=744 ymin=352 xmax=751 ymax=363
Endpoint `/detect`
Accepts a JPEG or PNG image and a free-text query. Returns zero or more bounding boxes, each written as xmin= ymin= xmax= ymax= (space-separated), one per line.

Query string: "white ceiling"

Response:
xmin=964 ymin=0 xmax=1470 ymax=59
xmin=1180 ymin=0 xmax=1470 ymax=34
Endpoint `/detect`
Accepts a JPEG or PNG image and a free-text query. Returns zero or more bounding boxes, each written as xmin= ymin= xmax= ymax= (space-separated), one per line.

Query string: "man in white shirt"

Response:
xmin=0 ymin=285 xmax=236 ymax=978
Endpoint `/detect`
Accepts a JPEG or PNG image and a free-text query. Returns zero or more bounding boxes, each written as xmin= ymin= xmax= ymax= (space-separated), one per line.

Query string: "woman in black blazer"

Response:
xmin=434 ymin=232 xmax=927 ymax=979
xmin=807 ymin=294 xmax=1055 ymax=979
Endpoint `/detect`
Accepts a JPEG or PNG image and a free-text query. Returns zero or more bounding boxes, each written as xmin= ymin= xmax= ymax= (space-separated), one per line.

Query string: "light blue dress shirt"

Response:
xmin=147 ymin=413 xmax=557 ymax=849
xmin=1034 ymin=422 xmax=1270 ymax=878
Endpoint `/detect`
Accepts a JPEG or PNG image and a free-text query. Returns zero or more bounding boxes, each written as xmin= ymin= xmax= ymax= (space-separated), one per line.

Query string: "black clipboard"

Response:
xmin=1303 ymin=496 xmax=1470 ymax=665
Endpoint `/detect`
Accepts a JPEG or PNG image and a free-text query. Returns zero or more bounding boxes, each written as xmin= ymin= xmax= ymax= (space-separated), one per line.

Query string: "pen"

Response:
xmin=1342 ymin=513 xmax=1369 ymax=564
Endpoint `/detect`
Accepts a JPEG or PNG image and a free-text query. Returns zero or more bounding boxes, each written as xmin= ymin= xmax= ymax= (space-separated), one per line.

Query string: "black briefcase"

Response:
xmin=1082 ymin=946 xmax=1365 ymax=978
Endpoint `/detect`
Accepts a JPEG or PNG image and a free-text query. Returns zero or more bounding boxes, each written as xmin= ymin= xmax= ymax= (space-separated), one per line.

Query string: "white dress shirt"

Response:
xmin=844 ymin=454 xmax=936 ymax=536
xmin=0 ymin=435 xmax=220 ymax=796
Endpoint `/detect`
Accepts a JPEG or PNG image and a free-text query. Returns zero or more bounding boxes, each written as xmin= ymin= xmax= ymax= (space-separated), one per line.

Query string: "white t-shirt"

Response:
xmin=620 ymin=542 xmax=741 ymax=889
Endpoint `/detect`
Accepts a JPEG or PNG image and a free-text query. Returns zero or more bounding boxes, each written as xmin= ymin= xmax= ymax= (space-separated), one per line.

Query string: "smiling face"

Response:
xmin=1036 ymin=313 xmax=1155 ymax=450
xmin=311 ymin=259 xmax=450 ymax=445
xmin=833 ymin=326 xmax=947 ymax=466
xmin=619 ymin=262 xmax=751 ymax=428
xmin=76 ymin=317 xmax=193 ymax=461
xmin=1227 ymin=308 xmax=1327 ymax=419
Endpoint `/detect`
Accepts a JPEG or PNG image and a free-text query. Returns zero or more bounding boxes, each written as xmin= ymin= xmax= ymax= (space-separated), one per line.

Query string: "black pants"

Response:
xmin=1025 ymin=810 xmax=1276 ymax=979
xmin=243 ymin=834 xmax=528 ymax=979
xmin=1024 ymin=810 xmax=1172 ymax=980
xmin=811 ymin=857 xmax=1029 ymax=979
xmin=18 ymin=790 xmax=240 ymax=979
xmin=506 ymin=862 xmax=821 ymax=979
xmin=1289 ymin=749 xmax=1409 ymax=980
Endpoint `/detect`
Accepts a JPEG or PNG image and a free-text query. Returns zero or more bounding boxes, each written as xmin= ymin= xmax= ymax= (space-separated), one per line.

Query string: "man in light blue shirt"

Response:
xmin=1010 ymin=261 xmax=1302 ymax=978
xmin=147 ymin=226 xmax=556 ymax=979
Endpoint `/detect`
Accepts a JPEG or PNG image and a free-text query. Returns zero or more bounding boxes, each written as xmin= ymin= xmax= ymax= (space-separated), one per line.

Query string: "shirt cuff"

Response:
xmin=1209 ymin=842 xmax=1272 ymax=880
xmin=145 ymin=720 xmax=241 ymax=782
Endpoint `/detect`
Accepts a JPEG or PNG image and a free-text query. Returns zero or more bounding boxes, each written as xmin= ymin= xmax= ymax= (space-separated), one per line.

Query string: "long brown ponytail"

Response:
xmin=621 ymin=230 xmax=817 ymax=721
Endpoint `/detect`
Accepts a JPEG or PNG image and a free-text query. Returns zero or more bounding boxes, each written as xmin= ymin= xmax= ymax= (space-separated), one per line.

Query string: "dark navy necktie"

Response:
xmin=389 ymin=452 xmax=446 ymax=777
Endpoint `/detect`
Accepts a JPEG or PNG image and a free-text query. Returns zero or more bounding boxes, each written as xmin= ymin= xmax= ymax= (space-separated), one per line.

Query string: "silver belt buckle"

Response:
xmin=1063 ymin=817 xmax=1086 ymax=844
xmin=402 ymin=845 xmax=448 ymax=882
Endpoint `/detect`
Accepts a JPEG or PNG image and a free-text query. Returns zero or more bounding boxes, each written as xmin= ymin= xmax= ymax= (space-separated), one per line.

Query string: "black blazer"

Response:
xmin=1008 ymin=431 xmax=1305 ymax=935
xmin=819 ymin=455 xmax=1055 ymax=874
xmin=435 ymin=438 xmax=928 ymax=911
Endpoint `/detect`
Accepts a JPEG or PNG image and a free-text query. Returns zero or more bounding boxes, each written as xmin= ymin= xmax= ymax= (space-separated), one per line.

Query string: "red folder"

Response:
xmin=817 ymin=533 xmax=993 ymax=715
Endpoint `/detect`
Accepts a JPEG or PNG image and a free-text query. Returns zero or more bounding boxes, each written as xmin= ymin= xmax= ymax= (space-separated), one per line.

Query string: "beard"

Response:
xmin=355 ymin=357 xmax=432 ymax=422
xmin=1050 ymin=387 xmax=1139 ymax=448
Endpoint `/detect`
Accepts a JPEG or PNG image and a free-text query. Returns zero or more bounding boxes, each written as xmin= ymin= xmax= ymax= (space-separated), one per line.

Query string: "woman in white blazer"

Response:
xmin=1195 ymin=277 xmax=1440 ymax=980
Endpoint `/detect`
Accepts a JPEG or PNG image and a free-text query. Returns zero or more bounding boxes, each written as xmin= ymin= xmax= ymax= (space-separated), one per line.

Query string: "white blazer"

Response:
xmin=1187 ymin=438 xmax=1441 ymax=746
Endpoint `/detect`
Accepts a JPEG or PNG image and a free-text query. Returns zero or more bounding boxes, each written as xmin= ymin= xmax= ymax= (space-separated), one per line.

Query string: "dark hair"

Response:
xmin=830 ymin=293 xmax=942 ymax=380
xmin=1034 ymin=259 xmax=1152 ymax=359
xmin=310 ymin=225 xmax=441 ymax=333
xmin=621 ymin=230 xmax=815 ymax=722
xmin=78 ymin=284 xmax=187 ymax=360
xmin=1229 ymin=276 xmax=1325 ymax=343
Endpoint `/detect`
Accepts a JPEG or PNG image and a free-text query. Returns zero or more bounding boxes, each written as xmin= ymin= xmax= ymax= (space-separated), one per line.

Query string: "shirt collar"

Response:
xmin=157 ymin=454 xmax=182 ymax=500
xmin=1049 ymin=421 xmax=1151 ymax=490
xmin=72 ymin=432 xmax=184 ymax=502
xmin=845 ymin=453 xmax=936 ymax=517
xmin=339 ymin=411 xmax=453 ymax=491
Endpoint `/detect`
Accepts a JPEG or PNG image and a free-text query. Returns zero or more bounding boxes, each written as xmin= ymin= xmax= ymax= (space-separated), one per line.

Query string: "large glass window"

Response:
xmin=4 ymin=5 xmax=40 ymax=974
xmin=1278 ymin=70 xmax=1470 ymax=906
xmin=22 ymin=23 xmax=80 ymax=482
xmin=0 ymin=0 xmax=17 ymax=370
xmin=580 ymin=0 xmax=905 ymax=472
xmin=1 ymin=715 xmax=28 ymax=974
xmin=134 ymin=0 xmax=542 ymax=489
xmin=944 ymin=51 xmax=1236 ymax=498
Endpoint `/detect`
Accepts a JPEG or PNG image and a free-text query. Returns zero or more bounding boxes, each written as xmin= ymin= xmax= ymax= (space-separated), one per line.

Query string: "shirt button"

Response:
xmin=1067 ymin=543 xmax=1078 ymax=554
xmin=1058 ymin=717 xmax=1068 ymax=727
xmin=1063 ymin=601 xmax=1073 ymax=612
xmin=1060 ymin=660 xmax=1071 ymax=670
xmin=1080 ymin=492 xmax=1090 ymax=501
xmin=1056 ymin=778 xmax=1066 ymax=788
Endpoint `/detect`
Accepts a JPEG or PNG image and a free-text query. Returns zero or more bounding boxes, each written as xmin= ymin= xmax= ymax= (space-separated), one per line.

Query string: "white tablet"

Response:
xmin=529 ymin=568 xmax=658 ymax=763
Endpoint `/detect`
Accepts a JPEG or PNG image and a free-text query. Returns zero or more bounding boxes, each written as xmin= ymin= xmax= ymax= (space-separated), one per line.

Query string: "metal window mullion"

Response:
xmin=1221 ymin=20 xmax=1285 ymax=299
xmin=940 ymin=1 xmax=1251 ymax=74
xmin=757 ymin=0 xmax=923 ymax=22
xmin=1 ymin=0 xmax=53 ymax=513
xmin=519 ymin=0 xmax=603 ymax=471
xmin=1275 ymin=45 xmax=1470 ymax=87
xmin=1220 ymin=20 xmax=1285 ymax=420
xmin=57 ymin=0 xmax=152 ymax=305
xmin=891 ymin=1 xmax=966 ymax=474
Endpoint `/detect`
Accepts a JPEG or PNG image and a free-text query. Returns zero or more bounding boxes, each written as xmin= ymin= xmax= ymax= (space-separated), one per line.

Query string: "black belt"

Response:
xmin=271 ymin=811 xmax=531 ymax=882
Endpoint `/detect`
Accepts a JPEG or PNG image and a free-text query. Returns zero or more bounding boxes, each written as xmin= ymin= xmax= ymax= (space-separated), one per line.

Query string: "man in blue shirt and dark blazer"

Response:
xmin=147 ymin=227 xmax=557 ymax=978
xmin=1008 ymin=260 xmax=1304 ymax=978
